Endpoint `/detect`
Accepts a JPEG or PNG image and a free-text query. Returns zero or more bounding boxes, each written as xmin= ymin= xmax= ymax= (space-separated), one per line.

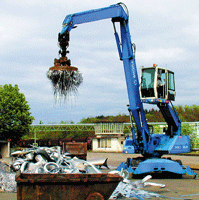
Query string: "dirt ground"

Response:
xmin=0 ymin=152 xmax=199 ymax=200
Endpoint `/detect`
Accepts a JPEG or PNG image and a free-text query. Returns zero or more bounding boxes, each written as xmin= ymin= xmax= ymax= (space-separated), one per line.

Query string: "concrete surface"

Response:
xmin=88 ymin=153 xmax=199 ymax=199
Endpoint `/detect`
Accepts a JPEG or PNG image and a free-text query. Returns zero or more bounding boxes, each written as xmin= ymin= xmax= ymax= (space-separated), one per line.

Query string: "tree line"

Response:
xmin=80 ymin=105 xmax=199 ymax=123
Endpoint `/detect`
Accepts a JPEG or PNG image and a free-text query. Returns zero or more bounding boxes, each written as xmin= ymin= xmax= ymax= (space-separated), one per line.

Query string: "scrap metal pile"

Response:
xmin=11 ymin=146 xmax=100 ymax=174
xmin=0 ymin=146 xmax=168 ymax=199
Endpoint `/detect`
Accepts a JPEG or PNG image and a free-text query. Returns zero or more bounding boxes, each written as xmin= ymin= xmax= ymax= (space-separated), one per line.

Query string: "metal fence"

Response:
xmin=30 ymin=124 xmax=95 ymax=132
xmin=30 ymin=122 xmax=199 ymax=136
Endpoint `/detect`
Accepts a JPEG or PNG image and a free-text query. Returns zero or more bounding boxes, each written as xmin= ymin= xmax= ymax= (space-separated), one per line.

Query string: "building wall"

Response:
xmin=92 ymin=137 xmax=124 ymax=152
xmin=92 ymin=123 xmax=125 ymax=152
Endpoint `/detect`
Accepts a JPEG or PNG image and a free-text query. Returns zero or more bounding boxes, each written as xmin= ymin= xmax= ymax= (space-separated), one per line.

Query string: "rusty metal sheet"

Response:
xmin=63 ymin=142 xmax=87 ymax=160
xmin=16 ymin=173 xmax=122 ymax=200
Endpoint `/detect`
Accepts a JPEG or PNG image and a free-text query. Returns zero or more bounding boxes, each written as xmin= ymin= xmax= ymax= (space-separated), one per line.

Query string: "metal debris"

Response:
xmin=11 ymin=146 xmax=100 ymax=174
xmin=47 ymin=55 xmax=83 ymax=100
xmin=88 ymin=157 xmax=109 ymax=169
xmin=47 ymin=69 xmax=83 ymax=99
xmin=109 ymin=172 xmax=165 ymax=199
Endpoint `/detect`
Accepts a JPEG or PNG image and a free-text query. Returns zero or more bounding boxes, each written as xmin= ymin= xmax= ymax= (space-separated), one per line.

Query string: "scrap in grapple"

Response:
xmin=47 ymin=31 xmax=83 ymax=100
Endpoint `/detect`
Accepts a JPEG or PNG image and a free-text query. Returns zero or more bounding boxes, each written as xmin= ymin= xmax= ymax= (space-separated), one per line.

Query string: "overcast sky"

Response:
xmin=1 ymin=0 xmax=198 ymax=124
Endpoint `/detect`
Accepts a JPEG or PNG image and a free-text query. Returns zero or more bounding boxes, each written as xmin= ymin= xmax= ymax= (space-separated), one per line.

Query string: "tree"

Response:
xmin=0 ymin=84 xmax=34 ymax=144
xmin=181 ymin=123 xmax=199 ymax=148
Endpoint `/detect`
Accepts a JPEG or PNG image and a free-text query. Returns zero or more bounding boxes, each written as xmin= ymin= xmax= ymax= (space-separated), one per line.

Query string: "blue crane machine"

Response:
xmin=52 ymin=3 xmax=196 ymax=176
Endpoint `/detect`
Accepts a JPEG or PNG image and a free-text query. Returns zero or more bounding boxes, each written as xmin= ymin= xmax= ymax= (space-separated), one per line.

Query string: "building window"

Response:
xmin=97 ymin=138 xmax=111 ymax=148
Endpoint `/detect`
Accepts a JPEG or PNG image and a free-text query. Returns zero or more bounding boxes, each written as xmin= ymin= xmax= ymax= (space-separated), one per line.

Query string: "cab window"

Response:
xmin=168 ymin=72 xmax=175 ymax=91
xmin=141 ymin=68 xmax=155 ymax=98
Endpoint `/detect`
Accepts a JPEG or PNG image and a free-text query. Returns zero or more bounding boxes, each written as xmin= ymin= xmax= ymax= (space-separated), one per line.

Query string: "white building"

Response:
xmin=92 ymin=123 xmax=125 ymax=152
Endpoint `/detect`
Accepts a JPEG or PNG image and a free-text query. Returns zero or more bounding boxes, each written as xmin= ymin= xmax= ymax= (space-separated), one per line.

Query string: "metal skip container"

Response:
xmin=16 ymin=173 xmax=122 ymax=200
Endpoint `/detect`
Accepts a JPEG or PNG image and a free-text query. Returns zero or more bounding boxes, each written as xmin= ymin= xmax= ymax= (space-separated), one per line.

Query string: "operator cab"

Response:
xmin=140 ymin=64 xmax=176 ymax=102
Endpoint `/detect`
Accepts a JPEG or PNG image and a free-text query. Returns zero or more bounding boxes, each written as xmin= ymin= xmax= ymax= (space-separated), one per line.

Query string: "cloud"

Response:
xmin=0 ymin=15 xmax=38 ymax=46
xmin=137 ymin=47 xmax=186 ymax=64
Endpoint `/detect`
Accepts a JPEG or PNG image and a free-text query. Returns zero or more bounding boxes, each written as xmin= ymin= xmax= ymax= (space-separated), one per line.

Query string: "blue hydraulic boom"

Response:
xmin=54 ymin=3 xmax=196 ymax=176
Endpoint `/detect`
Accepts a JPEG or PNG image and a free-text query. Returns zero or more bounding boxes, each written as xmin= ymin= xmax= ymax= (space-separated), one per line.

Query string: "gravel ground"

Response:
xmin=0 ymin=152 xmax=199 ymax=200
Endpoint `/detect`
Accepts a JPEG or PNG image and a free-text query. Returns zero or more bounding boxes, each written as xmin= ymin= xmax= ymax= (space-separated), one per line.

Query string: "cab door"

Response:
xmin=140 ymin=67 xmax=155 ymax=98
xmin=167 ymin=71 xmax=176 ymax=101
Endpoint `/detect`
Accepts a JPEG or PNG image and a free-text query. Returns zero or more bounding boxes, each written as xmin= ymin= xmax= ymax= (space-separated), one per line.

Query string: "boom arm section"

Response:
xmin=59 ymin=3 xmax=150 ymax=155
xmin=60 ymin=3 xmax=128 ymax=33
